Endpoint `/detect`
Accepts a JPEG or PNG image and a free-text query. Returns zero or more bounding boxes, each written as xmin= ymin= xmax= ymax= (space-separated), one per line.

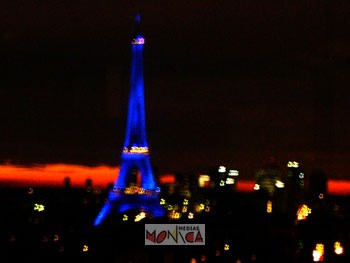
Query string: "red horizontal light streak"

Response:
xmin=0 ymin=164 xmax=349 ymax=196
xmin=0 ymin=163 xmax=118 ymax=188
xmin=236 ymin=180 xmax=256 ymax=192
xmin=327 ymin=180 xmax=350 ymax=196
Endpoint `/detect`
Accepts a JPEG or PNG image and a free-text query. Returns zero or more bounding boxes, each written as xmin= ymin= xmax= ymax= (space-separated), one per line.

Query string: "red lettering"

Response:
xmin=185 ymin=232 xmax=194 ymax=242
xmin=146 ymin=230 xmax=156 ymax=243
xmin=195 ymin=231 xmax=204 ymax=243
xmin=156 ymin=231 xmax=167 ymax=243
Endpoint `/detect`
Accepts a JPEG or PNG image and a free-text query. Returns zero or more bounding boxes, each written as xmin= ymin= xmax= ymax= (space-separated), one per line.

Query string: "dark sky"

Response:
xmin=0 ymin=1 xmax=349 ymax=179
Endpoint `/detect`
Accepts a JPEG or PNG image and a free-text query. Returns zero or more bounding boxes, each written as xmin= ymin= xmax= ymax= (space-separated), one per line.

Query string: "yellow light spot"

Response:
xmin=123 ymin=146 xmax=149 ymax=154
xmin=34 ymin=203 xmax=45 ymax=212
xmin=218 ymin=166 xmax=226 ymax=173
xmin=313 ymin=243 xmax=324 ymax=262
xmin=134 ymin=212 xmax=146 ymax=222
xmin=82 ymin=244 xmax=89 ymax=252
xmin=297 ymin=204 xmax=312 ymax=221
xmin=334 ymin=241 xmax=344 ymax=255
xmin=287 ymin=161 xmax=299 ymax=168
xmin=267 ymin=200 xmax=272 ymax=213
xmin=275 ymin=180 xmax=284 ymax=188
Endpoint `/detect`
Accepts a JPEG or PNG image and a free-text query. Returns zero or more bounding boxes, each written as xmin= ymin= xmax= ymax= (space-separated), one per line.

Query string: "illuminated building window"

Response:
xmin=334 ymin=241 xmax=344 ymax=255
xmin=275 ymin=180 xmax=284 ymax=188
xmin=198 ymin=175 xmax=210 ymax=188
xmin=53 ymin=234 xmax=60 ymax=242
xmin=218 ymin=166 xmax=226 ymax=173
xmin=82 ymin=244 xmax=89 ymax=252
xmin=313 ymin=243 xmax=324 ymax=262
xmin=297 ymin=204 xmax=312 ymax=221
xmin=267 ymin=200 xmax=272 ymax=213
xmin=169 ymin=210 xmax=181 ymax=220
xmin=224 ymin=243 xmax=230 ymax=251
xmin=195 ymin=204 xmax=204 ymax=212
xmin=226 ymin=178 xmax=235 ymax=184
xmin=34 ymin=203 xmax=45 ymax=212
xmin=134 ymin=212 xmax=146 ymax=222
xmin=287 ymin=161 xmax=299 ymax=168
xmin=228 ymin=169 xmax=239 ymax=176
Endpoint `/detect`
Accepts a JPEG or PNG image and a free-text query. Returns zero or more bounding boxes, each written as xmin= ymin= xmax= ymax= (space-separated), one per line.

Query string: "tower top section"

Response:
xmin=132 ymin=13 xmax=144 ymax=45
xmin=135 ymin=13 xmax=141 ymax=24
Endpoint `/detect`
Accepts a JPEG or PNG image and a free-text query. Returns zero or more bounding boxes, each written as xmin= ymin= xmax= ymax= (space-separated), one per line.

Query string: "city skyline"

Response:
xmin=0 ymin=2 xmax=349 ymax=180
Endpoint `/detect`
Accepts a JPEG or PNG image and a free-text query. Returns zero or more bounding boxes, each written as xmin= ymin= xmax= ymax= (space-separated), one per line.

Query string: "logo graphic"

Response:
xmin=145 ymin=224 xmax=205 ymax=245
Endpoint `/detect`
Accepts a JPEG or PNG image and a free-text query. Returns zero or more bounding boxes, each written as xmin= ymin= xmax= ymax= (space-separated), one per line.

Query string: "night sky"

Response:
xmin=0 ymin=1 xmax=349 ymax=179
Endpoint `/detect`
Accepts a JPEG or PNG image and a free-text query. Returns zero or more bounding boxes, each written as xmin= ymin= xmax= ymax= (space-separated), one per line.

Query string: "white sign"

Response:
xmin=145 ymin=224 xmax=205 ymax=245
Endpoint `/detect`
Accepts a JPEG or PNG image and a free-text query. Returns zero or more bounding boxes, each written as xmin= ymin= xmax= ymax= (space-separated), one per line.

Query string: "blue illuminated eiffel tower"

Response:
xmin=94 ymin=15 xmax=165 ymax=226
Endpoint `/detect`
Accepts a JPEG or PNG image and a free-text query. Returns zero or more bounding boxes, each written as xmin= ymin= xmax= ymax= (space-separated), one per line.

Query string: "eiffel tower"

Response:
xmin=94 ymin=14 xmax=165 ymax=226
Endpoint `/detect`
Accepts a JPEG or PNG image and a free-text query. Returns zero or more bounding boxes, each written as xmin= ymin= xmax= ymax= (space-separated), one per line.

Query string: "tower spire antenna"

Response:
xmin=135 ymin=13 xmax=141 ymax=36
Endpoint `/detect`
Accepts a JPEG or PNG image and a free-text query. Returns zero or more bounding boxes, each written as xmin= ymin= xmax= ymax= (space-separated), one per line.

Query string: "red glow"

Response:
xmin=0 ymin=164 xmax=350 ymax=196
xmin=159 ymin=174 xmax=176 ymax=184
xmin=236 ymin=180 xmax=255 ymax=192
xmin=234 ymin=180 xmax=350 ymax=196
xmin=0 ymin=163 xmax=118 ymax=188
xmin=327 ymin=180 xmax=350 ymax=196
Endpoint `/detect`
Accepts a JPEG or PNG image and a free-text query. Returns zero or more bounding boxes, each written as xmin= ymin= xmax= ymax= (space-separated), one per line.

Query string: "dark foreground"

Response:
xmin=2 ymin=186 xmax=349 ymax=262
